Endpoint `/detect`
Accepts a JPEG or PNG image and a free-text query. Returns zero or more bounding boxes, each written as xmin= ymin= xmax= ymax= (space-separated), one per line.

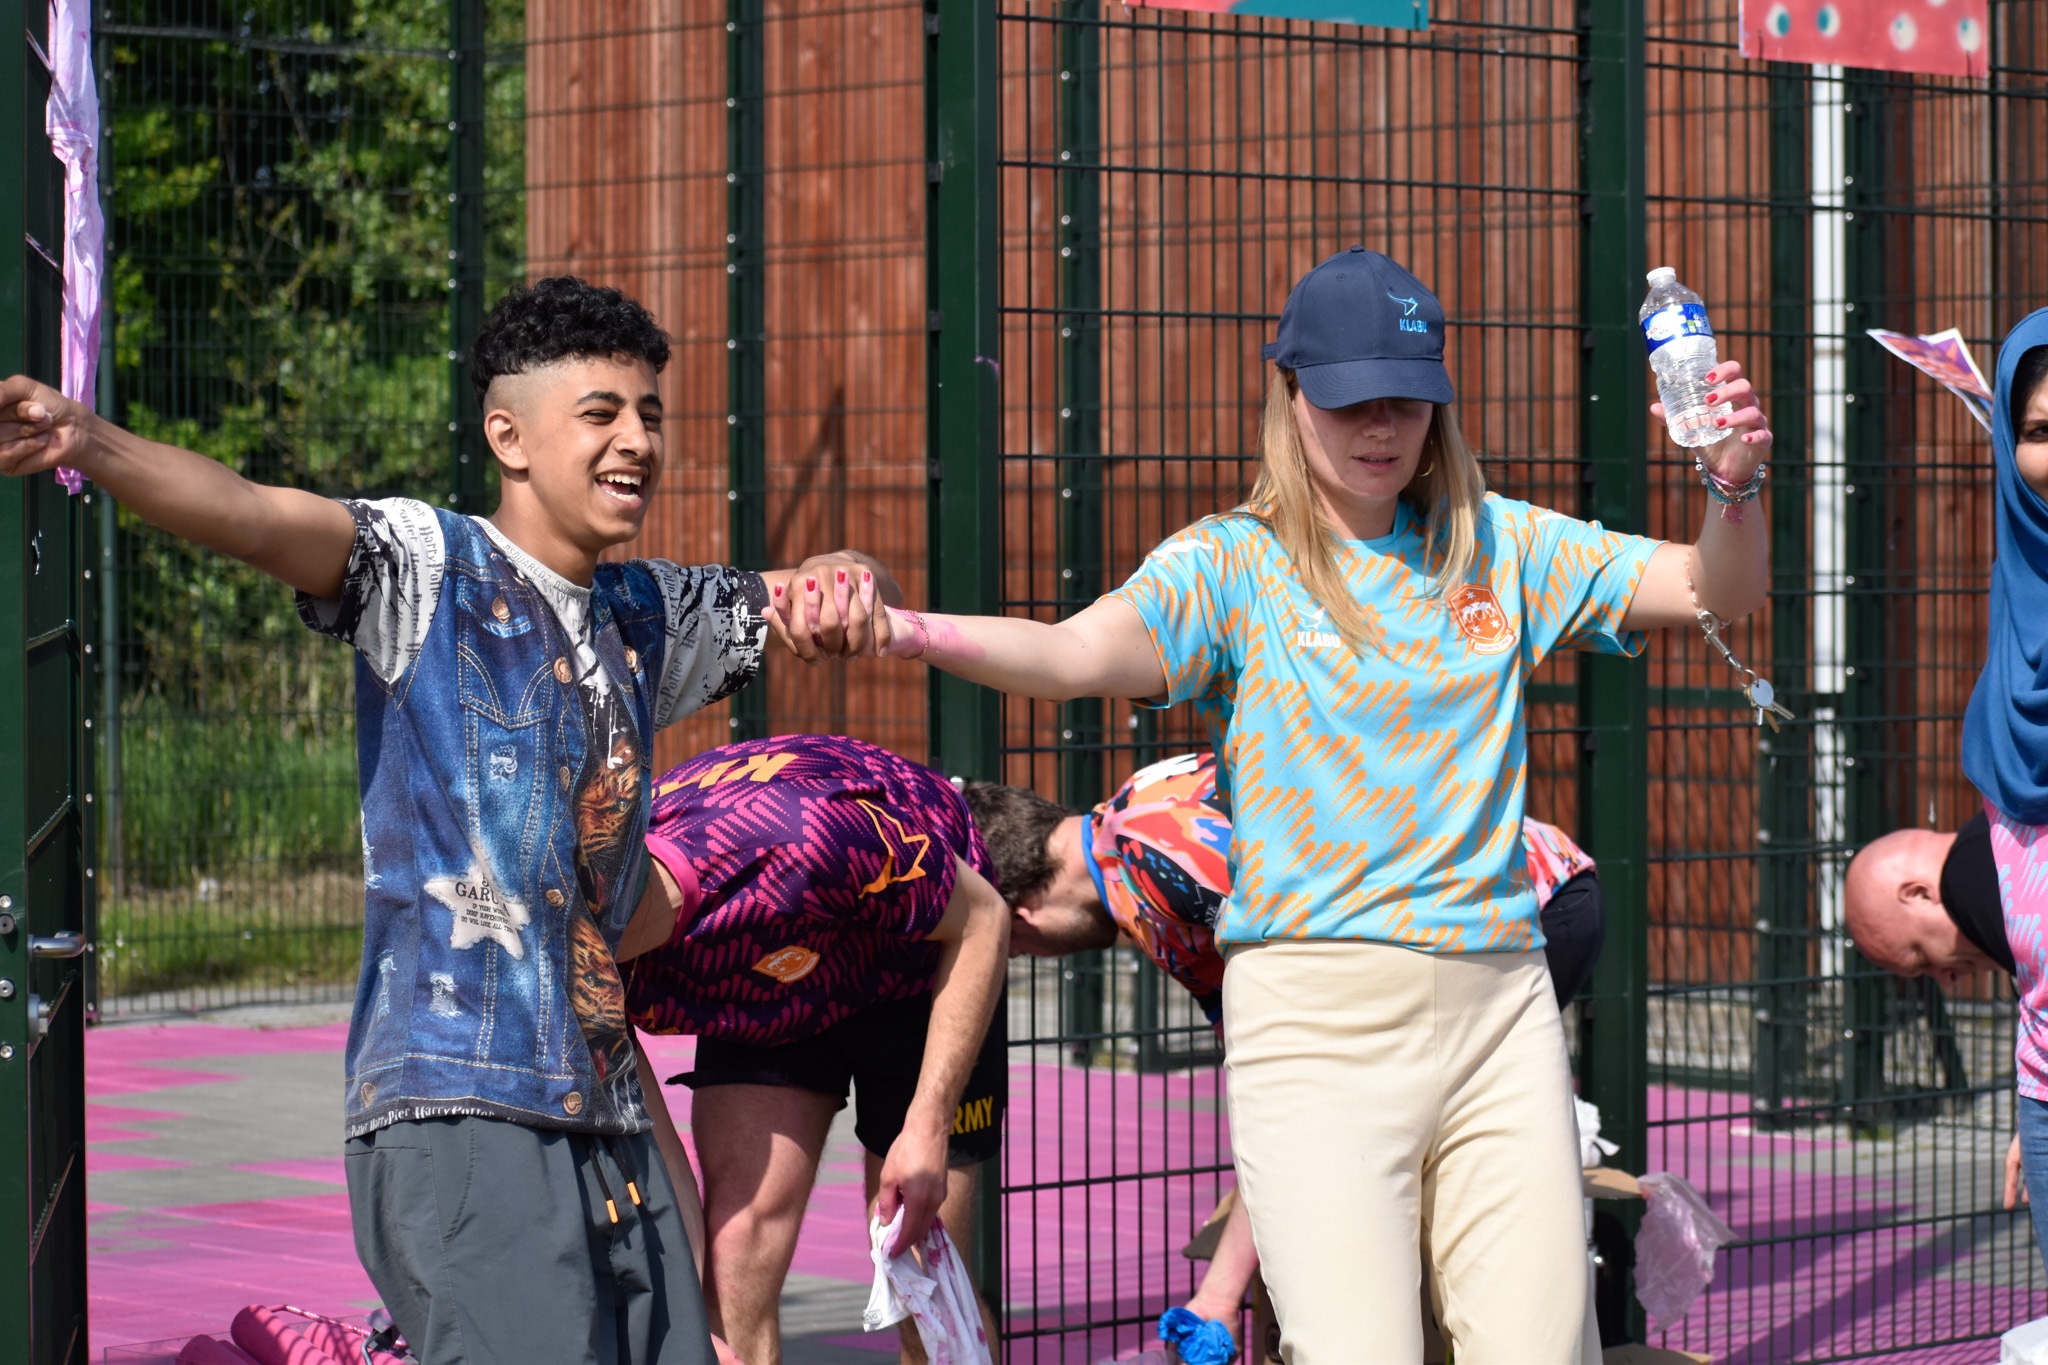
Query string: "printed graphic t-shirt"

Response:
xmin=626 ymin=735 xmax=996 ymax=1046
xmin=300 ymin=497 xmax=768 ymax=1123
xmin=1110 ymin=495 xmax=1658 ymax=952
xmin=1087 ymin=750 xmax=1600 ymax=1019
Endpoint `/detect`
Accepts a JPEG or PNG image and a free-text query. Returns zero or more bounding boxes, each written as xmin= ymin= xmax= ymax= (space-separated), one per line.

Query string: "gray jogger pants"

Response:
xmin=346 ymin=1116 xmax=715 ymax=1365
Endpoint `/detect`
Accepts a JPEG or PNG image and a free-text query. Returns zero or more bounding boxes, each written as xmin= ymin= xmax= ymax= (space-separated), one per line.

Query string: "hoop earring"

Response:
xmin=1416 ymin=459 xmax=1435 ymax=479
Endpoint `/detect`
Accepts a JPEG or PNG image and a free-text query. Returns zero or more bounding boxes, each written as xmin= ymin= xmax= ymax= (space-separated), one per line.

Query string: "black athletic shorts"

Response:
xmin=1539 ymin=869 xmax=1605 ymax=1008
xmin=674 ymin=990 xmax=1006 ymax=1167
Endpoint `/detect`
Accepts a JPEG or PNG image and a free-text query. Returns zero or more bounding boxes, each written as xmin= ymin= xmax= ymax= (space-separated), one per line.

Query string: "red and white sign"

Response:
xmin=1739 ymin=0 xmax=1988 ymax=79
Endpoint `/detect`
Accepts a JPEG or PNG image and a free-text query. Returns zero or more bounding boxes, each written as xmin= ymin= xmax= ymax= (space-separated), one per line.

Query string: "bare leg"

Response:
xmin=1184 ymin=1192 xmax=1257 ymax=1347
xmin=695 ymin=1084 xmax=839 ymax=1365
xmin=866 ymin=1155 xmax=1001 ymax=1364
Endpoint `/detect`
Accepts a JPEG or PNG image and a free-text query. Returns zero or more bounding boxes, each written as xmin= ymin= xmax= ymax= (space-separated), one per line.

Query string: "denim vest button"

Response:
xmin=545 ymin=889 xmax=566 ymax=907
xmin=554 ymin=657 xmax=573 ymax=685
xmin=562 ymin=1091 xmax=584 ymax=1116
xmin=490 ymin=596 xmax=510 ymax=623
xmin=625 ymin=646 xmax=639 ymax=672
xmin=359 ymin=1081 xmax=375 ymax=1106
xmin=558 ymin=765 xmax=572 ymax=791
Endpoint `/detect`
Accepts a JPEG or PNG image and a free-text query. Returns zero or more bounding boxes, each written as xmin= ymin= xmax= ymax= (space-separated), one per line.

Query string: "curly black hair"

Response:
xmin=470 ymin=276 xmax=672 ymax=411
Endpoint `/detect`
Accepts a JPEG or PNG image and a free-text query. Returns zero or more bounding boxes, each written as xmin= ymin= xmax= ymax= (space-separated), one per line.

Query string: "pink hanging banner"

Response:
xmin=1738 ymin=0 xmax=1989 ymax=79
xmin=46 ymin=0 xmax=103 ymax=493
xmin=1128 ymin=0 xmax=1428 ymax=29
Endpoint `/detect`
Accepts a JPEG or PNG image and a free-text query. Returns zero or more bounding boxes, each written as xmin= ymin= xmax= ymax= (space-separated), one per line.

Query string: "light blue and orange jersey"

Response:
xmin=1110 ymin=495 xmax=1656 ymax=952
xmin=1085 ymin=749 xmax=1597 ymax=1018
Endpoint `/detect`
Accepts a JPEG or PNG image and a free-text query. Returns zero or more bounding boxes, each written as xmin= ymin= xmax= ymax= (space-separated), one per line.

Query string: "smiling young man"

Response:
xmin=0 ymin=276 xmax=896 ymax=1364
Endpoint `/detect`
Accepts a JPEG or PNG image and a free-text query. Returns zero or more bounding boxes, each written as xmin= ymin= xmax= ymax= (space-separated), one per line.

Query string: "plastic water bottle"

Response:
xmin=1639 ymin=267 xmax=1733 ymax=447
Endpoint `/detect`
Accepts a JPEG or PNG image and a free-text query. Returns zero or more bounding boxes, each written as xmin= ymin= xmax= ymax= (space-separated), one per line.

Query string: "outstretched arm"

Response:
xmin=874 ymin=859 xmax=1009 ymax=1254
xmin=772 ymin=586 xmax=1167 ymax=702
xmin=0 ymin=376 xmax=357 ymax=599
xmin=1621 ymin=359 xmax=1773 ymax=631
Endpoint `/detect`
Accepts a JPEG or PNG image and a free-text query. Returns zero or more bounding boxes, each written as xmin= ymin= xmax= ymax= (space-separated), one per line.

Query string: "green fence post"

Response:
xmin=1755 ymin=61 xmax=1814 ymax=1124
xmin=925 ymin=0 xmax=1002 ymax=1316
xmin=448 ymin=0 xmax=487 ymax=513
xmin=0 ymin=0 xmax=91 ymax=1352
xmin=728 ymin=0 xmax=769 ymax=740
xmin=1839 ymin=67 xmax=1893 ymax=1123
xmin=1055 ymin=0 xmax=1107 ymax=1068
xmin=1577 ymin=0 xmax=1648 ymax=1342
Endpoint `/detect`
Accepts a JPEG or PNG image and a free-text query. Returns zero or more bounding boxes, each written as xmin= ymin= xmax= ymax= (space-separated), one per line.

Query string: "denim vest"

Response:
xmin=342 ymin=511 xmax=670 ymax=1138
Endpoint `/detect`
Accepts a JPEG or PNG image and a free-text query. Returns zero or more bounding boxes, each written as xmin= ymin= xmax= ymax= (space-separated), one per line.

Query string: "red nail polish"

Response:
xmin=862 ymin=570 xmax=872 ymax=582
xmin=805 ymin=576 xmax=818 ymax=592
xmin=836 ymin=567 xmax=847 ymax=583
xmin=772 ymin=582 xmax=784 ymax=597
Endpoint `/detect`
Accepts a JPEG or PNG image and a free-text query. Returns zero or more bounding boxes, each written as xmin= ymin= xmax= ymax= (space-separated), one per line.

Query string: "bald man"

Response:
xmin=1843 ymin=811 xmax=2010 ymax=983
xmin=1846 ymin=809 xmax=2029 ymax=1207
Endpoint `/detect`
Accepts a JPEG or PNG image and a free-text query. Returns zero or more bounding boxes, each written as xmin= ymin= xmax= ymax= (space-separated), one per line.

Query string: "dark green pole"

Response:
xmin=1055 ymin=1 xmax=1107 ymax=1068
xmin=1754 ymin=62 xmax=1813 ymax=1124
xmin=924 ymin=0 xmax=1000 ymax=784
xmin=1576 ymin=0 xmax=1647 ymax=1343
xmin=925 ymin=0 xmax=1002 ymax=1316
xmin=1840 ymin=68 xmax=1892 ymax=1120
xmin=447 ymin=0 xmax=487 ymax=512
xmin=728 ymin=0 xmax=769 ymax=739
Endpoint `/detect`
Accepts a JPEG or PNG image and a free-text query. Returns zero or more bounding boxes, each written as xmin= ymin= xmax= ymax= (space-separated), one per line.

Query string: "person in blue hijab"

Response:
xmin=1960 ymin=307 xmax=2048 ymax=1275
xmin=1963 ymin=308 xmax=2048 ymax=822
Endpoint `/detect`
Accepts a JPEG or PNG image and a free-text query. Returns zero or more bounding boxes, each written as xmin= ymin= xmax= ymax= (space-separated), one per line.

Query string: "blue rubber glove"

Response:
xmin=1157 ymin=1305 xmax=1236 ymax=1365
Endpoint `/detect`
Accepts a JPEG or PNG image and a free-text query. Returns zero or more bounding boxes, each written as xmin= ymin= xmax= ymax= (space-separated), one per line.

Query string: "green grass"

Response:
xmin=97 ymin=870 xmax=365 ymax=1000
xmin=117 ymin=694 xmax=361 ymax=884
xmin=103 ymin=692 xmax=366 ymax=1001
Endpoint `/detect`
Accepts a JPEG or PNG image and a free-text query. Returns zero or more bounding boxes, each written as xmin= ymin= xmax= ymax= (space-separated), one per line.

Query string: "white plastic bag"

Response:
xmin=1634 ymin=1172 xmax=1737 ymax=1327
xmin=2002 ymin=1315 xmax=2048 ymax=1364
xmin=1574 ymin=1097 xmax=1620 ymax=1169
xmin=864 ymin=1209 xmax=993 ymax=1365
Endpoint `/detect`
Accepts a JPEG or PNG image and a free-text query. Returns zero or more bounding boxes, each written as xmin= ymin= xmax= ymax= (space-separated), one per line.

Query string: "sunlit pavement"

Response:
xmin=85 ymin=1009 xmax=890 ymax=1363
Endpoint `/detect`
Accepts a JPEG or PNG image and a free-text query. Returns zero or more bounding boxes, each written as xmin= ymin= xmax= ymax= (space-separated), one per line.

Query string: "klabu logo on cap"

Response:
xmin=1446 ymin=584 xmax=1515 ymax=655
xmin=1389 ymin=291 xmax=1428 ymax=334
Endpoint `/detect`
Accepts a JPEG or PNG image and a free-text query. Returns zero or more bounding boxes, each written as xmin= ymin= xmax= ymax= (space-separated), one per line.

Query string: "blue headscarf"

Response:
xmin=1962 ymin=307 xmax=2048 ymax=823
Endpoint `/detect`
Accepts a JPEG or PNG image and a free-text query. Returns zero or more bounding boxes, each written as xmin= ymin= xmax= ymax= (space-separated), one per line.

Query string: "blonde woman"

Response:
xmin=776 ymin=248 xmax=1772 ymax=1362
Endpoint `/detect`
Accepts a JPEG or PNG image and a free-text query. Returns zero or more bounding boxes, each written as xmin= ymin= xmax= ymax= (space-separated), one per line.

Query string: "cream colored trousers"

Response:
xmin=1223 ymin=940 xmax=1591 ymax=1365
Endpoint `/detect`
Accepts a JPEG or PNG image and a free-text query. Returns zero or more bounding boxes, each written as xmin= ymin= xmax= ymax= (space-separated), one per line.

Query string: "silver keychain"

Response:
xmin=1686 ymin=563 xmax=1794 ymax=732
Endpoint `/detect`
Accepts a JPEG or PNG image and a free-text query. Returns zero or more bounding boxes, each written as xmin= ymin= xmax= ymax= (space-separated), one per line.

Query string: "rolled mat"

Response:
xmin=229 ymin=1308 xmax=346 ymax=1365
xmin=175 ymin=1337 xmax=261 ymax=1365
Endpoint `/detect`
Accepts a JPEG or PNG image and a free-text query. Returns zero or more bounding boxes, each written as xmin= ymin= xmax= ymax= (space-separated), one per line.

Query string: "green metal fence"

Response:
xmin=958 ymin=0 xmax=2048 ymax=1359
xmin=72 ymin=0 xmax=2048 ymax=1358
xmin=94 ymin=0 xmax=523 ymax=1015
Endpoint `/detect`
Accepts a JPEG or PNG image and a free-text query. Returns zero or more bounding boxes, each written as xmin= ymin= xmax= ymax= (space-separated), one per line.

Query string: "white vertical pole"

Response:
xmin=1812 ymin=65 xmax=1849 ymax=977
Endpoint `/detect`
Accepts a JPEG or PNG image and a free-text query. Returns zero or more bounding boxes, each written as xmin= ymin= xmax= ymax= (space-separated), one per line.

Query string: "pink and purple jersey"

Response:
xmin=1986 ymin=798 xmax=2048 ymax=1100
xmin=625 ymin=736 xmax=993 ymax=1047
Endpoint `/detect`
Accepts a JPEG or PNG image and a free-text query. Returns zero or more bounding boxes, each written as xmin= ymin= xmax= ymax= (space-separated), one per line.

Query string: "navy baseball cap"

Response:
xmin=1261 ymin=247 xmax=1454 ymax=408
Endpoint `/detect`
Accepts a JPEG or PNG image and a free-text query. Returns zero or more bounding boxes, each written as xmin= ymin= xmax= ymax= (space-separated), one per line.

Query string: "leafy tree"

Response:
xmin=103 ymin=0 xmax=523 ymax=885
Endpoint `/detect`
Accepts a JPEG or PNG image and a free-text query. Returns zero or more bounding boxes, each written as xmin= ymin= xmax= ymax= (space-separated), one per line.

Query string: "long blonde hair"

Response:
xmin=1239 ymin=367 xmax=1485 ymax=654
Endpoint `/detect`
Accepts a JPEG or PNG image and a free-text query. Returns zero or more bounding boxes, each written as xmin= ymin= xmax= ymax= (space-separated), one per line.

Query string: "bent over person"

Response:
xmin=967 ymin=750 xmax=1608 ymax=1358
xmin=621 ymin=736 xmax=1009 ymax=1365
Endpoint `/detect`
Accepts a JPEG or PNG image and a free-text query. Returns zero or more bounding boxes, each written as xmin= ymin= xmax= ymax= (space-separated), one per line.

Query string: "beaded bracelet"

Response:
xmin=1697 ymin=455 xmax=1767 ymax=522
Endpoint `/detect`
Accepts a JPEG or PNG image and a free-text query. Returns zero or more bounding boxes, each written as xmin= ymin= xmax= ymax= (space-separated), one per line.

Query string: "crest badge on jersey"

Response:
xmin=1446 ymin=583 xmax=1515 ymax=655
xmin=752 ymin=946 xmax=822 ymax=984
